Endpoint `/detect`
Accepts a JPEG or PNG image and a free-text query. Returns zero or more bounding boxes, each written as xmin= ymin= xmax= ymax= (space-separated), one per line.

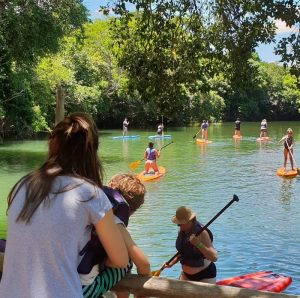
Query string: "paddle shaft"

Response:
xmin=159 ymin=141 xmax=173 ymax=151
xmin=161 ymin=194 xmax=239 ymax=268
xmin=193 ymin=129 xmax=201 ymax=139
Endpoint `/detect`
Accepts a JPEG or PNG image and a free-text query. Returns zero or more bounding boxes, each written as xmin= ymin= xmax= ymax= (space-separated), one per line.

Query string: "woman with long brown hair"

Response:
xmin=0 ymin=113 xmax=129 ymax=298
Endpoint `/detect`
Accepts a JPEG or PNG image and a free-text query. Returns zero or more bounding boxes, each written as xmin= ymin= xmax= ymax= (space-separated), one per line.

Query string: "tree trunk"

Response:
xmin=55 ymin=84 xmax=65 ymax=125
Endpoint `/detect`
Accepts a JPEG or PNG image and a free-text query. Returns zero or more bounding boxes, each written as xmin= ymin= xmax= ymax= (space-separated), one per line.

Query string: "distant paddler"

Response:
xmin=278 ymin=128 xmax=295 ymax=173
xmin=122 ymin=117 xmax=129 ymax=137
xmin=143 ymin=142 xmax=160 ymax=175
xmin=201 ymin=120 xmax=209 ymax=141
xmin=233 ymin=117 xmax=241 ymax=138
xmin=157 ymin=123 xmax=164 ymax=136
xmin=260 ymin=119 xmax=268 ymax=138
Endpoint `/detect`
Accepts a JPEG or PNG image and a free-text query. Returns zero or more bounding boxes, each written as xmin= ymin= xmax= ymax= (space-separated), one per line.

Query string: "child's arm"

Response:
xmin=118 ymin=224 xmax=151 ymax=276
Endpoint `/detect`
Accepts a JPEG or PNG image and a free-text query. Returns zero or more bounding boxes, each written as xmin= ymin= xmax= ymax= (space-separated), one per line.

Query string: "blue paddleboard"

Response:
xmin=148 ymin=135 xmax=171 ymax=139
xmin=112 ymin=135 xmax=140 ymax=139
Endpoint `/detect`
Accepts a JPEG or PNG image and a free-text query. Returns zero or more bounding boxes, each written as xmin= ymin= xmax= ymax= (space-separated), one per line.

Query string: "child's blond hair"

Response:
xmin=107 ymin=173 xmax=146 ymax=214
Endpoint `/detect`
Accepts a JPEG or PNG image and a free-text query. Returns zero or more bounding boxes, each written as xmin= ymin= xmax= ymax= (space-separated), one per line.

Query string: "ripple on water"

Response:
xmin=1 ymin=126 xmax=300 ymax=294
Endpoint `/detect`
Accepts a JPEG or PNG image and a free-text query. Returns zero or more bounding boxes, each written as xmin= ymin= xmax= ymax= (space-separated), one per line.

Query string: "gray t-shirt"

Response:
xmin=0 ymin=176 xmax=112 ymax=298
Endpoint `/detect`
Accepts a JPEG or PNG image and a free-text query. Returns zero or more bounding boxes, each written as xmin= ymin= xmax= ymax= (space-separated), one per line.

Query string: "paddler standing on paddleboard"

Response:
xmin=278 ymin=128 xmax=294 ymax=173
xmin=259 ymin=119 xmax=268 ymax=138
xmin=201 ymin=120 xmax=209 ymax=141
xmin=234 ymin=118 xmax=241 ymax=137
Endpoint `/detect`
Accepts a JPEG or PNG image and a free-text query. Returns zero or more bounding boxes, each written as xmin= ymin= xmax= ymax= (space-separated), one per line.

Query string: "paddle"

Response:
xmin=285 ymin=140 xmax=300 ymax=174
xmin=192 ymin=129 xmax=201 ymax=139
xmin=128 ymin=158 xmax=144 ymax=171
xmin=128 ymin=141 xmax=174 ymax=171
xmin=152 ymin=194 xmax=239 ymax=277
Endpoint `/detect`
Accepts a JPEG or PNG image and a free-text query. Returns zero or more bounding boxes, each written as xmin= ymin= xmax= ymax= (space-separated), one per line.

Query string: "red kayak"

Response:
xmin=217 ymin=271 xmax=292 ymax=293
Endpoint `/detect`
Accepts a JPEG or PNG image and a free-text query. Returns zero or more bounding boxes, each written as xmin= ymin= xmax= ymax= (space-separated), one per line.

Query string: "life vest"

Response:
xmin=176 ymin=221 xmax=213 ymax=267
xmin=77 ymin=187 xmax=130 ymax=274
xmin=284 ymin=136 xmax=293 ymax=149
xmin=261 ymin=121 xmax=267 ymax=129
xmin=146 ymin=148 xmax=156 ymax=161
xmin=201 ymin=123 xmax=208 ymax=129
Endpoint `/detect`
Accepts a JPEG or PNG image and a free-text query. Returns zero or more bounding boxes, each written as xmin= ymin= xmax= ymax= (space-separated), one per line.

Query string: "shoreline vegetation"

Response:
xmin=1 ymin=1 xmax=300 ymax=140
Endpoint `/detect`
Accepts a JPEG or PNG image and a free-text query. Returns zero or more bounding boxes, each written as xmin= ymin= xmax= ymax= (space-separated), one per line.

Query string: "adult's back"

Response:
xmin=0 ymin=113 xmax=128 ymax=298
xmin=0 ymin=177 xmax=111 ymax=298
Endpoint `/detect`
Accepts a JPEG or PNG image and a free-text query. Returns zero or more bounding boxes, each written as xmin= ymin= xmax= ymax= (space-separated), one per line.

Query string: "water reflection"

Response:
xmin=278 ymin=178 xmax=293 ymax=207
xmin=196 ymin=142 xmax=207 ymax=157
xmin=257 ymin=139 xmax=270 ymax=151
xmin=122 ymin=139 xmax=128 ymax=158
xmin=232 ymin=138 xmax=241 ymax=150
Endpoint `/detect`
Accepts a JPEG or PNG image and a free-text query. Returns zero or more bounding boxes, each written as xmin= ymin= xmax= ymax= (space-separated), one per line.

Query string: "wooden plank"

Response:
xmin=112 ymin=274 xmax=299 ymax=298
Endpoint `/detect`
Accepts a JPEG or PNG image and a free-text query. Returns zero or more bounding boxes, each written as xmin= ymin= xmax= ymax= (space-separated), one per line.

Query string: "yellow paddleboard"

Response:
xmin=136 ymin=166 xmax=166 ymax=182
xmin=196 ymin=139 xmax=212 ymax=144
xmin=276 ymin=167 xmax=298 ymax=178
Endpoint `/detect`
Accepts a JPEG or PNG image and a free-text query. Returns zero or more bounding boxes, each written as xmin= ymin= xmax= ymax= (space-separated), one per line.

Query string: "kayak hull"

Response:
xmin=195 ymin=139 xmax=212 ymax=144
xmin=112 ymin=135 xmax=140 ymax=139
xmin=136 ymin=166 xmax=166 ymax=182
xmin=276 ymin=167 xmax=298 ymax=178
xmin=148 ymin=135 xmax=171 ymax=139
xmin=217 ymin=271 xmax=292 ymax=293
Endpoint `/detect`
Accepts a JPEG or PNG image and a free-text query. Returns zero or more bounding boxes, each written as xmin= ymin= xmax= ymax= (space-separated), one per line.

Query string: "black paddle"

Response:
xmin=152 ymin=194 xmax=239 ymax=276
xmin=193 ymin=129 xmax=201 ymax=139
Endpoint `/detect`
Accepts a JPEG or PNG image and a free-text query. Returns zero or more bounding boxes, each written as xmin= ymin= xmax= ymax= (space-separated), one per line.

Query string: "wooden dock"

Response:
xmin=1 ymin=255 xmax=299 ymax=297
xmin=113 ymin=274 xmax=300 ymax=298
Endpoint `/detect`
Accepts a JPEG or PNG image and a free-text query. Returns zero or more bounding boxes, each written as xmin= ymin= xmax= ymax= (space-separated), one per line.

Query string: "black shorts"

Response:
xmin=183 ymin=262 xmax=216 ymax=281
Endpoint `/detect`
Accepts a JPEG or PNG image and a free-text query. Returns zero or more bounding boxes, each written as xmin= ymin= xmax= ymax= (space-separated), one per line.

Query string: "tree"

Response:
xmin=0 ymin=0 xmax=87 ymax=137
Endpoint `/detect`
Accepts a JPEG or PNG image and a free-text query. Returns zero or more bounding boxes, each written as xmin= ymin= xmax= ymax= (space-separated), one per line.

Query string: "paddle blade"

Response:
xmin=128 ymin=160 xmax=141 ymax=170
xmin=151 ymin=269 xmax=162 ymax=277
xmin=192 ymin=134 xmax=196 ymax=139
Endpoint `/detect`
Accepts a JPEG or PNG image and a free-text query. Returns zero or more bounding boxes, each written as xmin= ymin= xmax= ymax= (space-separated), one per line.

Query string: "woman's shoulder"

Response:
xmin=54 ymin=176 xmax=104 ymax=197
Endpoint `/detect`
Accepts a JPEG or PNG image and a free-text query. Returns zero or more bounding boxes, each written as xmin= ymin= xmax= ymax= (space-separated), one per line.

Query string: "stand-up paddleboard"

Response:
xmin=217 ymin=271 xmax=292 ymax=293
xmin=136 ymin=166 xmax=166 ymax=182
xmin=256 ymin=137 xmax=270 ymax=142
xmin=276 ymin=167 xmax=298 ymax=178
xmin=233 ymin=135 xmax=242 ymax=139
xmin=195 ymin=138 xmax=212 ymax=144
xmin=112 ymin=135 xmax=140 ymax=139
xmin=148 ymin=135 xmax=171 ymax=139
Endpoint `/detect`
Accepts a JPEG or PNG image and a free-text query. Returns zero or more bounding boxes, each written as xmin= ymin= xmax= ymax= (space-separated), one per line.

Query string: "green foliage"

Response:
xmin=0 ymin=0 xmax=87 ymax=66
xmin=0 ymin=0 xmax=88 ymax=137
xmin=1 ymin=1 xmax=300 ymax=137
xmin=31 ymin=105 xmax=50 ymax=133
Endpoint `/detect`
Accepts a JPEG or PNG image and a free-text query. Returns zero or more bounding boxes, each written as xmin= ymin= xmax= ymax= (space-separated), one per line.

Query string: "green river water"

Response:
xmin=0 ymin=121 xmax=300 ymax=295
